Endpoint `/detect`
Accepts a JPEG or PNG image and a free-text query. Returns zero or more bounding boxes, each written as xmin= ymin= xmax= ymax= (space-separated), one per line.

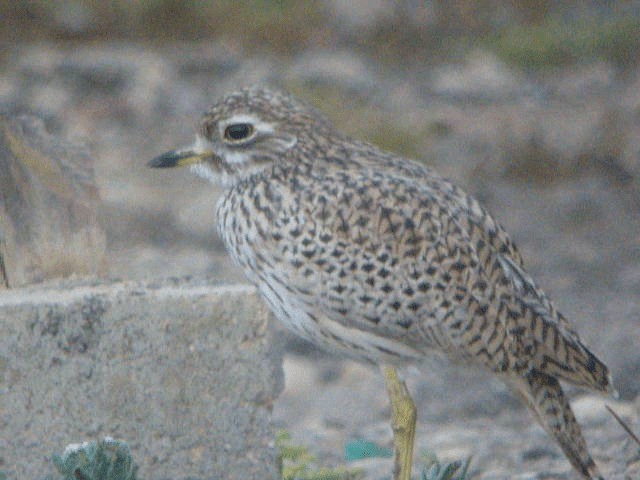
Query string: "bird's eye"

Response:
xmin=224 ymin=123 xmax=254 ymax=142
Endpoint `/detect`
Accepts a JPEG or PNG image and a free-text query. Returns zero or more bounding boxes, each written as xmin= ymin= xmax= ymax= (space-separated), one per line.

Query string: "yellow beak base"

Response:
xmin=147 ymin=149 xmax=209 ymax=168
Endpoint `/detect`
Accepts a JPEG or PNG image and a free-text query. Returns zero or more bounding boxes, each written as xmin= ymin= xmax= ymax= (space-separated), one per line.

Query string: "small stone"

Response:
xmin=431 ymin=51 xmax=525 ymax=100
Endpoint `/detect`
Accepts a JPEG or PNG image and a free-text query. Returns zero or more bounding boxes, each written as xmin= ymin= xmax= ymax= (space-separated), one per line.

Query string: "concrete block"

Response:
xmin=0 ymin=279 xmax=284 ymax=480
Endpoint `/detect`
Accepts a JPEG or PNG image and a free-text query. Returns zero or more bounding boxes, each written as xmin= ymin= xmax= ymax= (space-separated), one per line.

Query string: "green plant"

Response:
xmin=487 ymin=16 xmax=640 ymax=70
xmin=52 ymin=438 xmax=138 ymax=480
xmin=276 ymin=430 xmax=363 ymax=480
xmin=419 ymin=452 xmax=471 ymax=480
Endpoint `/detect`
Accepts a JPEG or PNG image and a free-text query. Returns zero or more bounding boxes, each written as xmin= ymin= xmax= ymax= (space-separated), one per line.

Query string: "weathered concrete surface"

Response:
xmin=0 ymin=279 xmax=284 ymax=480
xmin=0 ymin=114 xmax=105 ymax=288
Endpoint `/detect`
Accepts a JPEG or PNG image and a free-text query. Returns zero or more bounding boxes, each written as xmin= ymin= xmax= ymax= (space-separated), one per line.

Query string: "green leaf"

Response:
xmin=276 ymin=429 xmax=364 ymax=480
xmin=420 ymin=454 xmax=471 ymax=480
xmin=51 ymin=438 xmax=138 ymax=480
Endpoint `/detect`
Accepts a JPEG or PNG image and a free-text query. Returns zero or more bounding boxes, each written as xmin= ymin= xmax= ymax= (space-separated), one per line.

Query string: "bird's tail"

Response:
xmin=508 ymin=370 xmax=604 ymax=480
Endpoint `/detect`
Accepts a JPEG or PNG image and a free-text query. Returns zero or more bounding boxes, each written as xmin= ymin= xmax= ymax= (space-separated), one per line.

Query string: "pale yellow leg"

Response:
xmin=381 ymin=365 xmax=417 ymax=480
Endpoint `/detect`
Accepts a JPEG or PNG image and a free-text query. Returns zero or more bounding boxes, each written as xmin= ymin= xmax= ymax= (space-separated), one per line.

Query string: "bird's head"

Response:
xmin=148 ymin=86 xmax=331 ymax=186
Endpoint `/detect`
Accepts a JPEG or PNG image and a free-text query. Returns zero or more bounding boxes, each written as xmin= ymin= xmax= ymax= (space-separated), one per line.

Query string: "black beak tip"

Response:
xmin=147 ymin=153 xmax=177 ymax=169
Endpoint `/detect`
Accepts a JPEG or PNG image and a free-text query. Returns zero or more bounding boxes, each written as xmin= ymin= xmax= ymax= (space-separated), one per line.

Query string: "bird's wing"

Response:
xmin=494 ymin=252 xmax=614 ymax=394
xmin=351 ymin=153 xmax=614 ymax=393
xmin=261 ymin=159 xmax=612 ymax=393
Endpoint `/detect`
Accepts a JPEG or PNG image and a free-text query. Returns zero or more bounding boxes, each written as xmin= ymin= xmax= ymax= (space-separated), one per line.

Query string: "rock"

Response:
xmin=348 ymin=456 xmax=392 ymax=480
xmin=0 ymin=279 xmax=284 ymax=480
xmin=572 ymin=396 xmax=634 ymax=428
xmin=0 ymin=113 xmax=105 ymax=287
xmin=552 ymin=61 xmax=616 ymax=98
xmin=328 ymin=0 xmax=392 ymax=31
xmin=430 ymin=51 xmax=527 ymax=101
xmin=287 ymin=50 xmax=377 ymax=94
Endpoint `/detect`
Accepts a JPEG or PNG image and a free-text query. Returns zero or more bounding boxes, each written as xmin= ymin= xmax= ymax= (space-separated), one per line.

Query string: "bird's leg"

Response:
xmin=381 ymin=365 xmax=417 ymax=480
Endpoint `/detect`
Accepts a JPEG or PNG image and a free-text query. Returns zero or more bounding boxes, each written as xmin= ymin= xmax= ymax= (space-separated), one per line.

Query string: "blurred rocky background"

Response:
xmin=1 ymin=1 xmax=639 ymax=478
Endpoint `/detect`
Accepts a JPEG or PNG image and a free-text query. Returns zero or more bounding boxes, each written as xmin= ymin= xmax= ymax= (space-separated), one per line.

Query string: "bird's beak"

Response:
xmin=147 ymin=147 xmax=212 ymax=169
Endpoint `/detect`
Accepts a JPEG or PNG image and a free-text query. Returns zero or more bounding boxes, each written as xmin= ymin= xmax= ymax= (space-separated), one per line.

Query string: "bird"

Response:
xmin=148 ymin=86 xmax=617 ymax=480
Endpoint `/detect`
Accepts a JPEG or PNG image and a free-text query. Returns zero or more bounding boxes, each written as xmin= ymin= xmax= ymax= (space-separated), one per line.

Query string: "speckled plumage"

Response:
xmin=151 ymin=87 xmax=615 ymax=480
